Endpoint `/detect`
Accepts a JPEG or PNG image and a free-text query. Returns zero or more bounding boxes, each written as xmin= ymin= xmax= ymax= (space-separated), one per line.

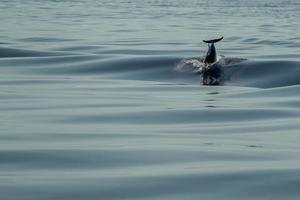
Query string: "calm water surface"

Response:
xmin=1 ymin=0 xmax=300 ymax=199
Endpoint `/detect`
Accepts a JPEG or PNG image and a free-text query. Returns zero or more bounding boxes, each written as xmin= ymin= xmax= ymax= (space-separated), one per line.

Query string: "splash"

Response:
xmin=175 ymin=57 xmax=204 ymax=74
xmin=176 ymin=55 xmax=247 ymax=73
xmin=175 ymin=55 xmax=247 ymax=85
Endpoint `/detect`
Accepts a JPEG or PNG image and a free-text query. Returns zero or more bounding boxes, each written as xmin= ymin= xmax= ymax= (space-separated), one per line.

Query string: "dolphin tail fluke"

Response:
xmin=203 ymin=37 xmax=223 ymax=43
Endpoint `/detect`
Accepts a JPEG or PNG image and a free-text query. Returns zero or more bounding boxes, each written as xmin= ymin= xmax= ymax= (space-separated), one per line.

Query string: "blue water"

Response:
xmin=1 ymin=0 xmax=300 ymax=199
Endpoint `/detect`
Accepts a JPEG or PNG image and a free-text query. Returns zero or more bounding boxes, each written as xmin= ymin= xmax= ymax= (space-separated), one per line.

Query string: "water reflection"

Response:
xmin=206 ymin=91 xmax=219 ymax=95
xmin=204 ymin=91 xmax=220 ymax=108
xmin=204 ymin=105 xmax=217 ymax=108
xmin=201 ymin=64 xmax=225 ymax=86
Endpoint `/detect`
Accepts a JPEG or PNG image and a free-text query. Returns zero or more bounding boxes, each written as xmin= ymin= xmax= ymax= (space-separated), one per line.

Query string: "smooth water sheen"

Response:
xmin=1 ymin=0 xmax=300 ymax=199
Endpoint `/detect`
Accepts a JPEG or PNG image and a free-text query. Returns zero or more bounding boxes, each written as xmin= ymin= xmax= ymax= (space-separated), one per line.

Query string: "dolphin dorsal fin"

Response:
xmin=203 ymin=37 xmax=223 ymax=43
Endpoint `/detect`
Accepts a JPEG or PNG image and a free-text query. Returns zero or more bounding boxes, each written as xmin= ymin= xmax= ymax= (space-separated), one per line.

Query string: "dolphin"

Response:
xmin=201 ymin=37 xmax=224 ymax=85
xmin=203 ymin=36 xmax=223 ymax=65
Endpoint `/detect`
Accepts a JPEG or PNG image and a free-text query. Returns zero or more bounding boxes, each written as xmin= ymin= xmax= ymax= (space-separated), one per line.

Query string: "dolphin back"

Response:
xmin=203 ymin=37 xmax=223 ymax=43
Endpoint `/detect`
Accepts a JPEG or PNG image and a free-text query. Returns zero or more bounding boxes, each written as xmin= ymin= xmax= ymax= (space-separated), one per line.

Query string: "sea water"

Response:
xmin=0 ymin=0 xmax=300 ymax=199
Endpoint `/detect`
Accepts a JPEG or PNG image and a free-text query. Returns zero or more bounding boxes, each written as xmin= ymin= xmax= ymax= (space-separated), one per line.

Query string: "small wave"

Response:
xmin=1 ymin=45 xmax=300 ymax=89
xmin=18 ymin=37 xmax=78 ymax=43
xmin=0 ymin=47 xmax=77 ymax=58
xmin=225 ymin=60 xmax=300 ymax=88
xmin=175 ymin=56 xmax=300 ymax=88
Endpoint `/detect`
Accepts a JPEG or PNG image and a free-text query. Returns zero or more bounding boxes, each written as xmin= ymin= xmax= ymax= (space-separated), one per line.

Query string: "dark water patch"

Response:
xmin=223 ymin=36 xmax=242 ymax=41
xmin=57 ymin=108 xmax=299 ymax=125
xmin=111 ymin=28 xmax=137 ymax=33
xmin=0 ymin=93 xmax=34 ymax=100
xmin=31 ymin=56 xmax=184 ymax=80
xmin=168 ymin=119 xmax=300 ymax=135
xmin=222 ymin=85 xmax=300 ymax=98
xmin=54 ymin=45 xmax=109 ymax=52
xmin=255 ymin=54 xmax=300 ymax=59
xmin=0 ymin=42 xmax=12 ymax=45
xmin=0 ymin=132 xmax=151 ymax=141
xmin=247 ymin=145 xmax=264 ymax=148
xmin=225 ymin=60 xmax=300 ymax=88
xmin=0 ymin=47 xmax=78 ymax=58
xmin=252 ymin=39 xmax=293 ymax=46
xmin=1 ymin=168 xmax=300 ymax=200
xmin=92 ymin=49 xmax=194 ymax=56
xmin=0 ymin=149 xmax=265 ymax=170
xmin=0 ymin=79 xmax=71 ymax=85
xmin=241 ymin=37 xmax=259 ymax=43
xmin=0 ymin=55 xmax=103 ymax=68
xmin=263 ymin=99 xmax=300 ymax=108
xmin=0 ymin=102 xmax=144 ymax=111
xmin=18 ymin=37 xmax=79 ymax=43
xmin=207 ymin=92 xmax=220 ymax=95
xmin=104 ymin=41 xmax=191 ymax=47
